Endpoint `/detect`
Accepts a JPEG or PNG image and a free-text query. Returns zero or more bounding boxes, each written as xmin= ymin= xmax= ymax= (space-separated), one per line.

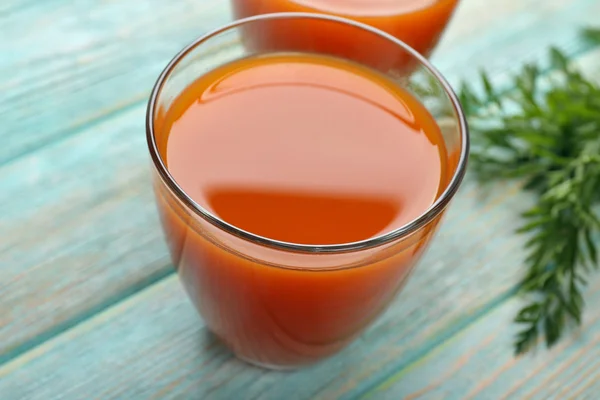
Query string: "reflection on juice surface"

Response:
xmin=232 ymin=0 xmax=460 ymax=58
xmin=153 ymin=53 xmax=451 ymax=367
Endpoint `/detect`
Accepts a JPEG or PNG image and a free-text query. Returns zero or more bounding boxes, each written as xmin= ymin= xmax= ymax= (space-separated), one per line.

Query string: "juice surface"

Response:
xmin=232 ymin=0 xmax=459 ymax=57
xmin=159 ymin=53 xmax=447 ymax=245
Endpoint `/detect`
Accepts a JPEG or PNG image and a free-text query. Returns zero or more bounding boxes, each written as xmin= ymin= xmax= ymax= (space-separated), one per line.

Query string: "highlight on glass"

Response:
xmin=146 ymin=13 xmax=469 ymax=370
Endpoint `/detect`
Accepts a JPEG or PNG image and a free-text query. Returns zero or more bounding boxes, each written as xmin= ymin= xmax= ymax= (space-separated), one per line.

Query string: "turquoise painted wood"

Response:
xmin=0 ymin=0 xmax=230 ymax=164
xmin=1 ymin=0 xmax=598 ymax=364
xmin=0 ymin=0 xmax=599 ymax=398
xmin=367 ymin=275 xmax=600 ymax=400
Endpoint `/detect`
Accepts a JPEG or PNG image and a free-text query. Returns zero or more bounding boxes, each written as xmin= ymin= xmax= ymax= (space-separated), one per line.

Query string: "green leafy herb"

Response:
xmin=582 ymin=27 xmax=600 ymax=44
xmin=460 ymin=29 xmax=600 ymax=354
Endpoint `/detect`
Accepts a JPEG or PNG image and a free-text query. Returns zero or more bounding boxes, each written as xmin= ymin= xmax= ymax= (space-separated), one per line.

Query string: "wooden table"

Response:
xmin=1 ymin=0 xmax=599 ymax=398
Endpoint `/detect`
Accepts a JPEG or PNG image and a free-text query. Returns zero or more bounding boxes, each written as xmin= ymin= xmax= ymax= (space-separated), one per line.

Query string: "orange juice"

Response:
xmin=153 ymin=53 xmax=450 ymax=367
xmin=232 ymin=0 xmax=459 ymax=57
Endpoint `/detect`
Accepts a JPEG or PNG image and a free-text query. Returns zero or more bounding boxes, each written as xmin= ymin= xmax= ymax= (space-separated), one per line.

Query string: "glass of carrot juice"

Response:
xmin=146 ymin=13 xmax=468 ymax=370
xmin=231 ymin=0 xmax=460 ymax=58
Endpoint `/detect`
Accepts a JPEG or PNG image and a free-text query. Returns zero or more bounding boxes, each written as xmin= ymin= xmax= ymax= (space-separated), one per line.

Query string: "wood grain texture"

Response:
xmin=366 ymin=274 xmax=600 ymax=400
xmin=432 ymin=0 xmax=599 ymax=87
xmin=0 ymin=0 xmax=230 ymax=165
xmin=0 ymin=0 xmax=598 ymax=398
xmin=0 ymin=105 xmax=172 ymax=362
xmin=0 ymin=0 xmax=597 ymax=364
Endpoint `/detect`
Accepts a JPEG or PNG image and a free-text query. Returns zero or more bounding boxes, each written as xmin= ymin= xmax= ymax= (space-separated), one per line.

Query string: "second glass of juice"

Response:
xmin=231 ymin=0 xmax=460 ymax=58
xmin=147 ymin=13 xmax=468 ymax=370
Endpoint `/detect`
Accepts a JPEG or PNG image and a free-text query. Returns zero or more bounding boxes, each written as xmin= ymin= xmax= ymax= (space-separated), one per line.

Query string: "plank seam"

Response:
xmin=0 ymin=97 xmax=143 ymax=167
xmin=348 ymin=286 xmax=519 ymax=400
xmin=0 ymin=266 xmax=175 ymax=366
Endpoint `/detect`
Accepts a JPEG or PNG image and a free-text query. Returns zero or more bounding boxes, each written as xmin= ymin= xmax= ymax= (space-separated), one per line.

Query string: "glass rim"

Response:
xmin=146 ymin=12 xmax=470 ymax=254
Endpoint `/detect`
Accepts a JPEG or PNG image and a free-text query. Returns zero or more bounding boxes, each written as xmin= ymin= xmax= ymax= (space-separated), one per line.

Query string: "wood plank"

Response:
xmin=0 ymin=106 xmax=172 ymax=362
xmin=432 ymin=0 xmax=600 ymax=87
xmin=0 ymin=0 xmax=230 ymax=164
xmin=367 ymin=277 xmax=600 ymax=400
xmin=0 ymin=0 xmax=598 ymax=166
xmin=0 ymin=0 xmax=598 ymax=395
xmin=0 ymin=276 xmax=202 ymax=400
